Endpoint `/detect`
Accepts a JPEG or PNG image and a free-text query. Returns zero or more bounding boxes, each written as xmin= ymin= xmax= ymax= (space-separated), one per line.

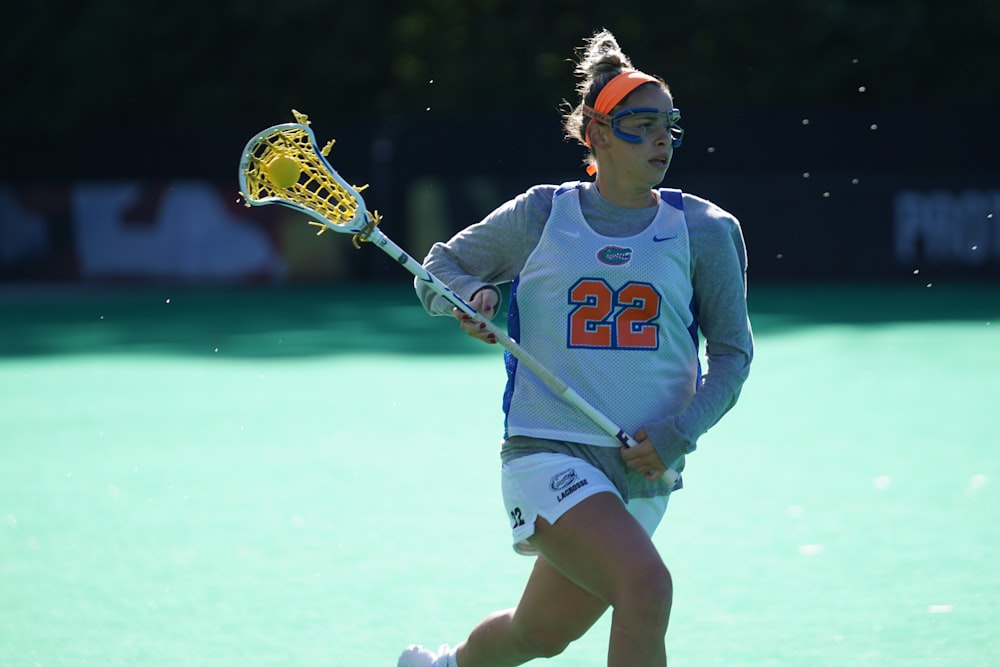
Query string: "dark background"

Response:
xmin=3 ymin=0 xmax=999 ymax=283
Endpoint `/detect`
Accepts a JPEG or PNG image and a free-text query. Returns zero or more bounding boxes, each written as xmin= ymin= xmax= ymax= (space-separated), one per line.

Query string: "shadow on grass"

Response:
xmin=1 ymin=281 xmax=997 ymax=358
xmin=0 ymin=284 xmax=491 ymax=358
xmin=747 ymin=281 xmax=1000 ymax=335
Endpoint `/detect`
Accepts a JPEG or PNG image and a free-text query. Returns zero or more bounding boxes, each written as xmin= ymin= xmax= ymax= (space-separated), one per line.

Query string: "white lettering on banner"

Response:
xmin=894 ymin=190 xmax=1000 ymax=267
xmin=72 ymin=181 xmax=283 ymax=280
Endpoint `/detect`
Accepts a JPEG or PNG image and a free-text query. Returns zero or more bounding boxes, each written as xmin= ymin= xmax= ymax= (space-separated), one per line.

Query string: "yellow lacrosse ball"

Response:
xmin=267 ymin=155 xmax=300 ymax=189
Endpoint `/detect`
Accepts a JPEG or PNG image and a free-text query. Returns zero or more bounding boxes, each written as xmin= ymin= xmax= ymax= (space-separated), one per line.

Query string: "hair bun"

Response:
xmin=575 ymin=29 xmax=634 ymax=80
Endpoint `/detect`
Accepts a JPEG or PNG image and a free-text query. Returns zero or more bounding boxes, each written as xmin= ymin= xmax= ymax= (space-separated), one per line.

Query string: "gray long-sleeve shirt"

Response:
xmin=416 ymin=180 xmax=753 ymax=500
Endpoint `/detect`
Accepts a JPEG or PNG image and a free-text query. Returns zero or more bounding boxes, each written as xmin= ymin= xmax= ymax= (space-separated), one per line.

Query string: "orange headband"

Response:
xmin=583 ymin=70 xmax=660 ymax=174
xmin=591 ymin=70 xmax=660 ymax=116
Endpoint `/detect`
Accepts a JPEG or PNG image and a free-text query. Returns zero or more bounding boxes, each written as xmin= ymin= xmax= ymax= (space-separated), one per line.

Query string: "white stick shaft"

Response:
xmin=366 ymin=227 xmax=679 ymax=486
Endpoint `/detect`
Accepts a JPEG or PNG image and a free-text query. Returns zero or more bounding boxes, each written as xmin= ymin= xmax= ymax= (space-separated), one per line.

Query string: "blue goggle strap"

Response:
xmin=583 ymin=106 xmax=685 ymax=147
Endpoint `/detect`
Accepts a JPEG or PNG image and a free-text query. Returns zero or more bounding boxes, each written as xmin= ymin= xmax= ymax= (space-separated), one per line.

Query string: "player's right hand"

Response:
xmin=454 ymin=287 xmax=500 ymax=345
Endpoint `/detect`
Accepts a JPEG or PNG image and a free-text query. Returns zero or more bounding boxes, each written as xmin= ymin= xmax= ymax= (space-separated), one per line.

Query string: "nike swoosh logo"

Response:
xmin=652 ymin=235 xmax=677 ymax=242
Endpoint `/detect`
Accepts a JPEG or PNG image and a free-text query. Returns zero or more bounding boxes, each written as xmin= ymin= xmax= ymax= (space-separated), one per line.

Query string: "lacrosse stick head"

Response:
xmin=239 ymin=110 xmax=374 ymax=235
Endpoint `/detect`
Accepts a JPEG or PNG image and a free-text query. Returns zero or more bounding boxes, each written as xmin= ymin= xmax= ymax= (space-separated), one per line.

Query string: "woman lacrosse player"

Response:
xmin=399 ymin=29 xmax=753 ymax=667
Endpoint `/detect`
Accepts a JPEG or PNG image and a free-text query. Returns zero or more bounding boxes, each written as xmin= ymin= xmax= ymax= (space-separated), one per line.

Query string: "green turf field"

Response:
xmin=1 ymin=282 xmax=997 ymax=666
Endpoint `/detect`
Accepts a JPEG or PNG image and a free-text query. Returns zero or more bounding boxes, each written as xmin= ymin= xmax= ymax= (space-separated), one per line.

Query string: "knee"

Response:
xmin=621 ymin=561 xmax=673 ymax=629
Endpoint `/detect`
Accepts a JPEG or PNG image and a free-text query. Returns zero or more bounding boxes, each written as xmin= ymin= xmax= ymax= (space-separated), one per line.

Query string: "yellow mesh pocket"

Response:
xmin=240 ymin=111 xmax=367 ymax=231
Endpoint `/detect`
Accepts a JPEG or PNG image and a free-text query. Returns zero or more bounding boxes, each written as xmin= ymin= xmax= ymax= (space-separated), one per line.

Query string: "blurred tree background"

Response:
xmin=5 ymin=0 xmax=999 ymax=140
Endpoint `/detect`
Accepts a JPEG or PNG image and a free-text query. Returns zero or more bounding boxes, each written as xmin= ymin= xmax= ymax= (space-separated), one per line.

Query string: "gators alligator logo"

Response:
xmin=550 ymin=468 xmax=578 ymax=491
xmin=597 ymin=245 xmax=633 ymax=266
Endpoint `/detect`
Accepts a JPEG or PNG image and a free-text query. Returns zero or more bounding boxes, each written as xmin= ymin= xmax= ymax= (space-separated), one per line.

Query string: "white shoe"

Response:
xmin=397 ymin=643 xmax=455 ymax=667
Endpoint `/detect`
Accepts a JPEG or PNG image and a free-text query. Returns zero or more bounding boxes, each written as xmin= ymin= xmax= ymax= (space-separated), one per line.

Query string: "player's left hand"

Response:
xmin=621 ymin=428 xmax=667 ymax=481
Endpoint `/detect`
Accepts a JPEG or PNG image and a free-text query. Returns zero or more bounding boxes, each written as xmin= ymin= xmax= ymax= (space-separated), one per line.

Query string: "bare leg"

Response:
xmin=454 ymin=492 xmax=671 ymax=667
xmin=529 ymin=492 xmax=672 ymax=667
xmin=455 ymin=556 xmax=608 ymax=667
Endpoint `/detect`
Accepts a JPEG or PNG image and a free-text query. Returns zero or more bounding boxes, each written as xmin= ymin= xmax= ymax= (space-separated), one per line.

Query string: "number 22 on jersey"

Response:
xmin=567 ymin=279 xmax=661 ymax=350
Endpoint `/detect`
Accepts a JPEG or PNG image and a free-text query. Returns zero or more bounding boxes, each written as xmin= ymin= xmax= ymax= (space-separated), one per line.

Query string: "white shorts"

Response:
xmin=501 ymin=452 xmax=670 ymax=556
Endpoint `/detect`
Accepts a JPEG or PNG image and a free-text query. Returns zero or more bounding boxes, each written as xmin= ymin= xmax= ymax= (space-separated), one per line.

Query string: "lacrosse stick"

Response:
xmin=238 ymin=111 xmax=679 ymax=486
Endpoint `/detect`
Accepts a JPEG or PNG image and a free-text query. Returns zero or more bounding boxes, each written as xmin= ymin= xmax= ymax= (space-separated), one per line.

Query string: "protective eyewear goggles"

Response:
xmin=583 ymin=106 xmax=685 ymax=147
